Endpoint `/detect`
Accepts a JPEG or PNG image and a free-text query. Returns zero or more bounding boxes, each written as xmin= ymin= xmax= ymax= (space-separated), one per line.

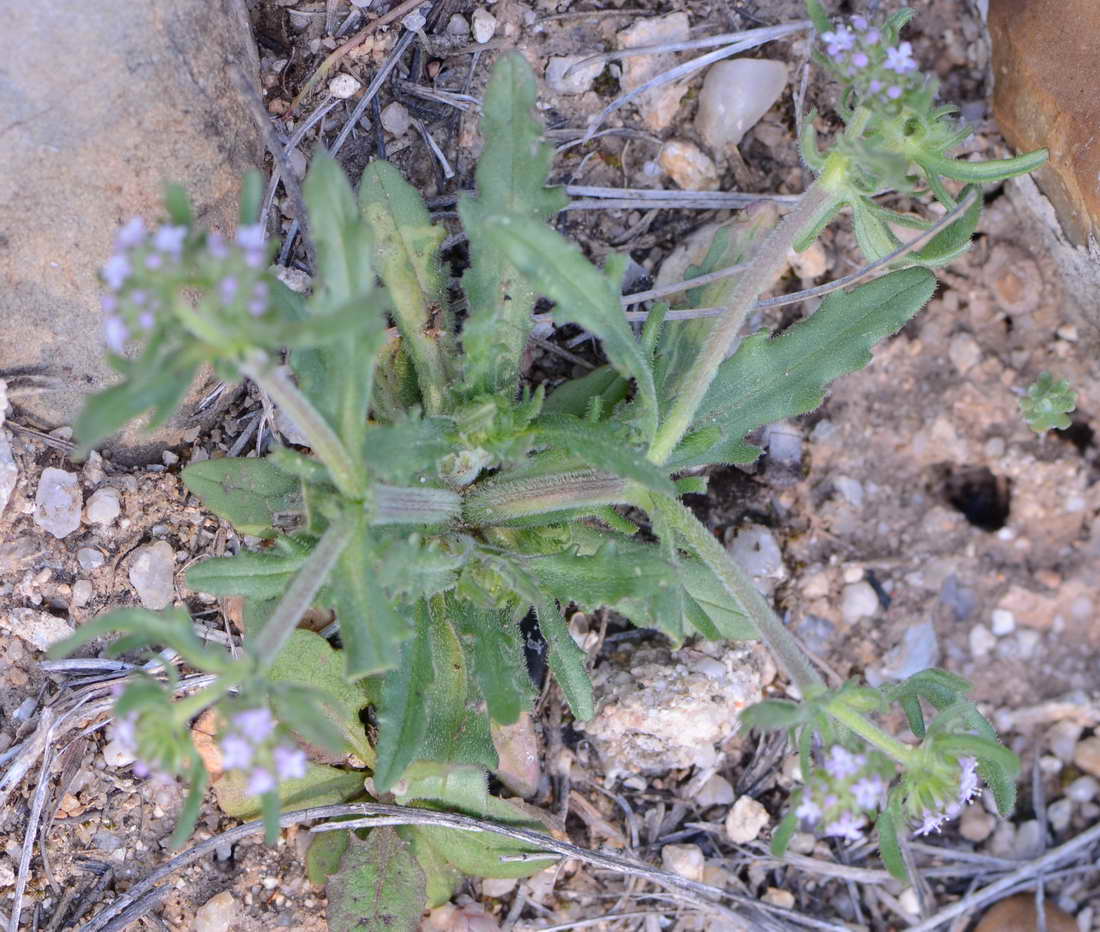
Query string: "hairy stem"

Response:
xmin=239 ymin=350 xmax=362 ymax=499
xmin=647 ymin=174 xmax=840 ymax=465
xmin=650 ymin=494 xmax=825 ymax=697
xmin=826 ymin=699 xmax=917 ymax=767
xmin=372 ymin=484 xmax=462 ymax=525
xmin=464 ymin=471 xmax=631 ymax=526
xmin=250 ymin=516 xmax=356 ymax=671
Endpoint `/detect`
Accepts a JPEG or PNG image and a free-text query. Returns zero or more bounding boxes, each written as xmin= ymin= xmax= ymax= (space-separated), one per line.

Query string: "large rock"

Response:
xmin=0 ymin=0 xmax=262 ymax=461
xmin=988 ymin=0 xmax=1100 ymax=246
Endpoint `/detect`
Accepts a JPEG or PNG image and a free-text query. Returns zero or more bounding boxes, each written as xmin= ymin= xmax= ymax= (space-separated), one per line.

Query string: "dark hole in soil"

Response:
xmin=520 ymin=608 xmax=548 ymax=690
xmin=938 ymin=464 xmax=1011 ymax=532
xmin=1058 ymin=418 xmax=1095 ymax=456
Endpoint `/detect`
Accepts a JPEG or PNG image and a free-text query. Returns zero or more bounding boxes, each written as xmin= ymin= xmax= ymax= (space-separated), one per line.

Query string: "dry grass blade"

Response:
xmin=583 ymin=21 xmax=810 ymax=142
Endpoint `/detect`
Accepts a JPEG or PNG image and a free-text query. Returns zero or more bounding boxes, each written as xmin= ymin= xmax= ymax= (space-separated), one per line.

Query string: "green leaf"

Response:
xmin=529 ymin=416 xmax=675 ymax=496
xmin=770 ymin=809 xmax=799 ymax=858
xmin=542 ymin=365 xmax=628 ymax=419
xmin=182 ymin=457 xmax=301 ymax=538
xmin=459 ymin=53 xmax=568 ymax=397
xmin=448 ymin=596 xmax=533 ymax=726
xmin=74 ymin=348 xmax=199 ymax=457
xmin=214 ymin=760 xmax=364 ymax=819
xmin=915 ymin=148 xmax=1048 ymax=184
xmin=47 ymin=607 xmax=235 ymax=673
xmin=307 ymin=827 xmax=351 ymax=886
xmin=322 ymin=526 xmax=412 ymax=679
xmin=686 ymin=268 xmax=937 ymax=467
xmin=267 ymin=629 xmax=373 ymax=761
xmin=524 ymin=542 xmax=676 ymax=612
xmin=397 ymin=764 xmax=555 ymax=879
xmin=327 ymin=828 xmax=427 ymax=932
xmin=534 ymin=595 xmax=594 ymax=721
xmin=361 ymin=419 xmax=453 ymax=481
xmin=1020 ymin=371 xmax=1077 ymax=433
xmin=372 ymin=603 xmax=433 ymax=793
xmin=909 ymin=185 xmax=982 ymax=267
xmin=359 ymin=160 xmax=450 ymax=413
xmin=164 ymin=184 xmax=194 ymax=227
xmin=404 ymin=828 xmax=462 ymax=907
xmin=483 ymin=215 xmax=658 ymax=442
xmin=739 ymin=699 xmax=805 ymax=731
xmin=185 ymin=538 xmax=311 ymax=600
xmin=876 ymin=802 xmax=908 ymax=882
xmin=805 ymin=0 xmax=831 ymax=33
xmin=239 ymin=171 xmax=264 ymax=225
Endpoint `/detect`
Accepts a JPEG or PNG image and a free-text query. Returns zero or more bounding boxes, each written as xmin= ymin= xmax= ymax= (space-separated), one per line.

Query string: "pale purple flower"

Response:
xmin=219 ymin=276 xmax=239 ymax=304
xmin=796 ymin=796 xmax=822 ymax=824
xmin=246 ymin=767 xmax=276 ymax=796
xmin=104 ymin=315 xmax=129 ymax=354
xmin=864 ymin=28 xmax=880 ymax=45
xmin=884 ymin=41 xmax=918 ymax=74
xmin=887 ymin=85 xmax=903 ymax=100
xmin=102 ymin=254 xmax=131 ymax=290
xmin=145 ymin=252 xmax=163 ymax=270
xmin=234 ymin=707 xmax=276 ymax=743
xmin=236 ymin=224 xmax=266 ymax=251
xmin=207 ymin=232 xmax=229 ymax=260
xmin=957 ymin=757 xmax=980 ymax=805
xmin=822 ymin=25 xmax=855 ymax=56
xmin=824 ymin=811 xmax=866 ymax=842
xmin=851 ymin=775 xmax=885 ymax=810
xmin=248 ymin=281 xmax=269 ymax=317
xmin=220 ymin=734 xmax=254 ymax=770
xmin=130 ymin=289 xmax=147 ymax=306
xmin=153 ymin=225 xmax=188 ymax=257
xmin=914 ymin=808 xmax=948 ymax=836
xmin=851 ymin=15 xmax=868 ymax=30
xmin=101 ymin=294 xmax=118 ymax=314
xmin=133 ymin=760 xmax=151 ymax=779
xmin=116 ymin=217 xmax=147 ymax=250
xmin=273 ymin=745 xmax=308 ymax=781
xmin=138 ymin=311 xmax=156 ymax=331
xmin=112 ymin=713 xmax=137 ymax=751
xmin=851 ymin=51 xmax=869 ymax=69
xmin=244 ymin=249 xmax=265 ymax=269
xmin=825 ymin=746 xmax=865 ymax=780
xmin=869 ymin=79 xmax=884 ymax=94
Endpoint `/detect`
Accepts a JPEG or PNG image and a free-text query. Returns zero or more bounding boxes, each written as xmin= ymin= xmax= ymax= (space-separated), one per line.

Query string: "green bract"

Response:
xmin=56 ymin=6 xmax=1051 ymax=909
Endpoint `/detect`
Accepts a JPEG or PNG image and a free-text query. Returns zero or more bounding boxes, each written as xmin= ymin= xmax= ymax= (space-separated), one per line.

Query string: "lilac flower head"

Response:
xmin=102 ymin=254 xmax=131 ymax=291
xmin=145 ymin=252 xmax=163 ymax=270
xmin=914 ymin=808 xmax=948 ymax=836
xmin=206 ymin=231 xmax=229 ymax=260
xmin=248 ymin=281 xmax=269 ymax=317
xmin=153 ymin=225 xmax=188 ymax=257
xmin=864 ymin=28 xmax=881 ymax=44
xmin=957 ymin=757 xmax=980 ymax=805
xmin=244 ymin=249 xmax=265 ymax=269
xmin=825 ymin=746 xmax=866 ymax=781
xmin=101 ymin=294 xmax=119 ymax=314
xmin=851 ymin=15 xmax=868 ymax=30
xmin=246 ymin=767 xmax=276 ymax=796
xmin=869 ymin=79 xmax=884 ymax=94
xmin=236 ymin=224 xmax=266 ymax=251
xmin=884 ymin=42 xmax=918 ymax=74
xmin=887 ymin=85 xmax=903 ymax=100
xmin=116 ymin=217 xmax=147 ymax=251
xmin=219 ymin=276 xmax=239 ymax=305
xmin=273 ymin=745 xmax=308 ymax=781
xmin=112 ymin=713 xmax=138 ymax=752
xmin=104 ymin=315 xmax=130 ymax=354
xmin=824 ymin=811 xmax=866 ymax=842
xmin=234 ymin=707 xmax=276 ymax=743
xmin=795 ymin=796 xmax=822 ymax=825
xmin=851 ymin=51 xmax=869 ymax=69
xmin=822 ymin=25 xmax=855 ymax=56
xmin=129 ymin=289 xmax=148 ymax=306
xmin=851 ymin=775 xmax=885 ymax=810
xmin=133 ymin=760 xmax=151 ymax=779
xmin=138 ymin=311 xmax=157 ymax=331
xmin=220 ymin=734 xmax=254 ymax=770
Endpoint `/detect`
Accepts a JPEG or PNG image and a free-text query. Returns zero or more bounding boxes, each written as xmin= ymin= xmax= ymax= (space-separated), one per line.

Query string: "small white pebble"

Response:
xmin=329 ymin=73 xmax=362 ymax=99
xmin=969 ymin=624 xmax=996 ymax=659
xmin=471 ymin=8 xmax=497 ymax=43
xmin=990 ymin=609 xmax=1015 ymax=635
xmin=725 ymin=796 xmax=769 ymax=844
xmin=661 ymin=844 xmax=704 ymax=881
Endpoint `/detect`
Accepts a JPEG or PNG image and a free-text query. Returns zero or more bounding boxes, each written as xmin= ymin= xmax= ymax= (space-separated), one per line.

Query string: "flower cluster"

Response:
xmin=110 ymin=709 xmax=157 ymax=779
xmin=218 ymin=706 xmax=308 ymax=797
xmin=98 ymin=217 xmax=274 ymax=356
xmin=795 ymin=744 xmax=893 ymax=843
xmin=904 ymin=755 xmax=981 ymax=836
xmin=820 ymin=15 xmax=923 ymax=105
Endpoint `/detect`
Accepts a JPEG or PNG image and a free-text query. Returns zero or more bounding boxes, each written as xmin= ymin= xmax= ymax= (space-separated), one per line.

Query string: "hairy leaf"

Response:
xmin=1020 ymin=371 xmax=1077 ymax=433
xmin=307 ymin=828 xmax=351 ymax=886
xmin=679 ymin=268 xmax=937 ymax=468
xmin=534 ymin=595 xmax=594 ymax=721
xmin=47 ymin=607 xmax=235 ymax=674
xmin=182 ymin=457 xmax=300 ymax=538
xmin=448 ymin=596 xmax=533 ymax=726
xmin=214 ymin=760 xmax=363 ymax=819
xmin=267 ymin=629 xmax=373 ymax=761
xmin=483 ymin=216 xmax=658 ymax=442
xmin=186 ymin=537 xmax=312 ymax=601
xmin=327 ymin=828 xmax=426 ymax=932
xmin=542 ymin=365 xmax=628 ymax=419
xmin=359 ymin=160 xmax=449 ymax=412
xmin=361 ymin=418 xmax=453 ymax=481
xmin=459 ymin=52 xmax=568 ymax=397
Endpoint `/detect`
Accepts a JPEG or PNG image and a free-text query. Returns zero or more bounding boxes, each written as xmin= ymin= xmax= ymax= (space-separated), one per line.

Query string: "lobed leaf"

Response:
xmin=458 ymin=52 xmax=568 ymax=397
